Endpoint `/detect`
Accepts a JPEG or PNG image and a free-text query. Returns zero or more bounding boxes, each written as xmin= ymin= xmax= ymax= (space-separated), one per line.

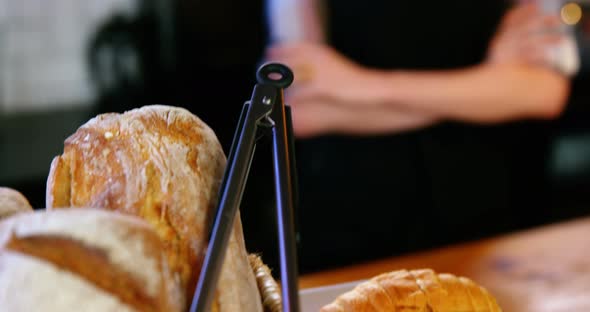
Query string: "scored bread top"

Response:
xmin=46 ymin=105 xmax=262 ymax=311
xmin=0 ymin=208 xmax=182 ymax=312
xmin=321 ymin=269 xmax=502 ymax=312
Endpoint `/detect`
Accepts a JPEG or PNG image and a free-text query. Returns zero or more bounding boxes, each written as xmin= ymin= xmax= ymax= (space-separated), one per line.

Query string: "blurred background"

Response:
xmin=1 ymin=0 xmax=590 ymax=274
xmin=0 ymin=0 xmax=267 ymax=204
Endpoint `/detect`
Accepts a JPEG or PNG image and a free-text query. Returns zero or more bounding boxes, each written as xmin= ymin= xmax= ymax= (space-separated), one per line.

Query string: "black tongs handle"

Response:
xmin=268 ymin=69 xmax=300 ymax=312
xmin=191 ymin=63 xmax=300 ymax=312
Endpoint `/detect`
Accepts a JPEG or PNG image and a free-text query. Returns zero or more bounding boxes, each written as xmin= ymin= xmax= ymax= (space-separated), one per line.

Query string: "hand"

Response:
xmin=487 ymin=3 xmax=566 ymax=66
xmin=266 ymin=42 xmax=385 ymax=137
xmin=266 ymin=42 xmax=437 ymax=137
xmin=286 ymin=98 xmax=351 ymax=138
xmin=289 ymin=100 xmax=437 ymax=138
xmin=266 ymin=42 xmax=383 ymax=107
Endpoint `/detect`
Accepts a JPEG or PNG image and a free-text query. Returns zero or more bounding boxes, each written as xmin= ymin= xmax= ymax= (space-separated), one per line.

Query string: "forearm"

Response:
xmin=368 ymin=63 xmax=570 ymax=123
xmin=334 ymin=107 xmax=438 ymax=135
xmin=291 ymin=101 xmax=438 ymax=138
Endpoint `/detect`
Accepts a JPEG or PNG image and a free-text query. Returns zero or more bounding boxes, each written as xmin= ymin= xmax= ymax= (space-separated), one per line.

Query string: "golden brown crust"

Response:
xmin=321 ymin=269 xmax=502 ymax=312
xmin=0 ymin=187 xmax=33 ymax=220
xmin=436 ymin=273 xmax=476 ymax=311
xmin=46 ymin=157 xmax=71 ymax=208
xmin=46 ymin=105 xmax=261 ymax=311
xmin=409 ymin=269 xmax=446 ymax=311
xmin=376 ymin=270 xmax=427 ymax=311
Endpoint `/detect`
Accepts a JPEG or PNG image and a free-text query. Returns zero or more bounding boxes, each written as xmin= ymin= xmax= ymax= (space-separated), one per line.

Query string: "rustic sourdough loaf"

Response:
xmin=46 ymin=105 xmax=262 ymax=311
xmin=0 ymin=208 xmax=183 ymax=312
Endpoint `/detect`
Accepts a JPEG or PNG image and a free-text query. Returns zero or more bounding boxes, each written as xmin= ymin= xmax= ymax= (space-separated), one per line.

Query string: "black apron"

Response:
xmin=295 ymin=0 xmax=554 ymax=273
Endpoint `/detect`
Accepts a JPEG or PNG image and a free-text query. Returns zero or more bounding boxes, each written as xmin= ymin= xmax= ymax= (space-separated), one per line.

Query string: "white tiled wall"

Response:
xmin=0 ymin=0 xmax=137 ymax=113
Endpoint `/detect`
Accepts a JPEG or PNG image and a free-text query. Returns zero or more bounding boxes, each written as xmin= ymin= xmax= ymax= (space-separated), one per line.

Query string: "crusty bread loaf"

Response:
xmin=321 ymin=269 xmax=502 ymax=312
xmin=0 ymin=208 xmax=183 ymax=312
xmin=46 ymin=105 xmax=262 ymax=312
xmin=0 ymin=187 xmax=33 ymax=220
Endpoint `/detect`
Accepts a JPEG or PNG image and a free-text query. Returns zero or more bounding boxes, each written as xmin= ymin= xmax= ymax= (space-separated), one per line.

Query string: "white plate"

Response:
xmin=300 ymin=280 xmax=364 ymax=312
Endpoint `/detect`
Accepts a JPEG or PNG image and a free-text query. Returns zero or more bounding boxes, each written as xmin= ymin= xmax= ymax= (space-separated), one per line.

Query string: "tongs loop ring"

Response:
xmin=257 ymin=63 xmax=294 ymax=88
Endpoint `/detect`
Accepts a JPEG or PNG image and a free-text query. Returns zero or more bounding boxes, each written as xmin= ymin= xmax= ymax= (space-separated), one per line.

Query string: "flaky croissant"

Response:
xmin=321 ymin=269 xmax=502 ymax=312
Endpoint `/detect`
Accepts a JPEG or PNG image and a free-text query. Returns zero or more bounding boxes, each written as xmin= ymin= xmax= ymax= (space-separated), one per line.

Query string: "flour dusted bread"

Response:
xmin=0 ymin=209 xmax=182 ymax=312
xmin=0 ymin=187 xmax=33 ymax=220
xmin=46 ymin=105 xmax=262 ymax=311
xmin=322 ymin=269 xmax=502 ymax=312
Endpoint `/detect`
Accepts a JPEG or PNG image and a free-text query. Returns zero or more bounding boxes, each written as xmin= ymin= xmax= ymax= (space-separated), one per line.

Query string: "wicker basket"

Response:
xmin=248 ymin=254 xmax=283 ymax=312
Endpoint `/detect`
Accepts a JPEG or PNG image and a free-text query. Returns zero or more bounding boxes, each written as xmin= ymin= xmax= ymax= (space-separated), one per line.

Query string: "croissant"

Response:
xmin=321 ymin=269 xmax=502 ymax=312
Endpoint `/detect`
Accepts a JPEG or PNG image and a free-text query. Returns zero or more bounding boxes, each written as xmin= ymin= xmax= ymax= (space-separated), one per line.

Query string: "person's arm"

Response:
xmin=288 ymin=98 xmax=437 ymax=137
xmin=365 ymin=3 xmax=570 ymax=123
xmin=367 ymin=3 xmax=571 ymax=123
xmin=274 ymin=40 xmax=568 ymax=136
xmin=367 ymin=63 xmax=569 ymax=123
xmin=268 ymin=3 xmax=571 ymax=137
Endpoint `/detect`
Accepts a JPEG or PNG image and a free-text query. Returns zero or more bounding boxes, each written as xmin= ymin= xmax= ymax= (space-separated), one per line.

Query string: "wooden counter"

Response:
xmin=300 ymin=217 xmax=590 ymax=311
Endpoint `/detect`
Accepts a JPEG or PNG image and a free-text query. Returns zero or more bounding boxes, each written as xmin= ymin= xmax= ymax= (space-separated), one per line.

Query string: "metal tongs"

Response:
xmin=190 ymin=63 xmax=300 ymax=312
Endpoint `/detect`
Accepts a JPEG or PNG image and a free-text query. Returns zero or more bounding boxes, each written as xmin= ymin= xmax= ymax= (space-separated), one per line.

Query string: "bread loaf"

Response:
xmin=0 ymin=208 xmax=183 ymax=312
xmin=321 ymin=269 xmax=502 ymax=312
xmin=0 ymin=187 xmax=33 ymax=220
xmin=46 ymin=105 xmax=262 ymax=311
